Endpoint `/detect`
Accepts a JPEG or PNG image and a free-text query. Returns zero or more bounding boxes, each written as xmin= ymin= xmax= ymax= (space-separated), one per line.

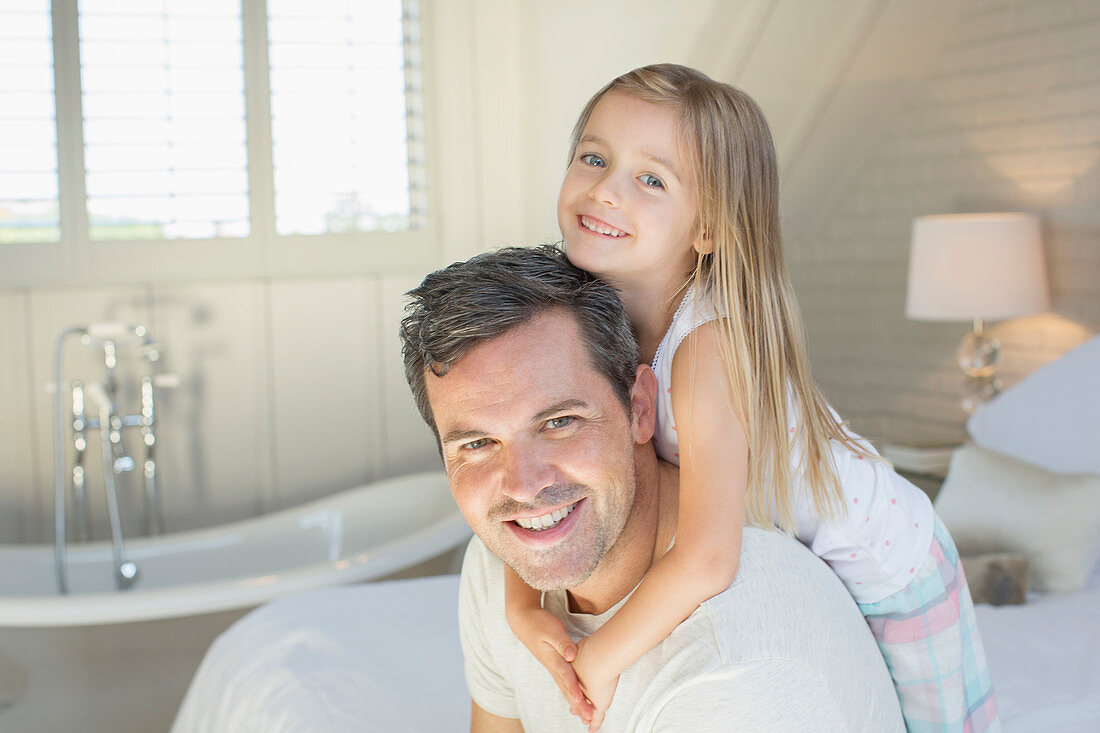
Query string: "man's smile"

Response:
xmin=504 ymin=498 xmax=587 ymax=546
xmin=511 ymin=500 xmax=580 ymax=530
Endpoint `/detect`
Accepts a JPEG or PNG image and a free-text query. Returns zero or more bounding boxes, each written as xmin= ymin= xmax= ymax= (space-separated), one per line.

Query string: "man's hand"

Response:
xmin=573 ymin=636 xmax=621 ymax=732
xmin=511 ymin=606 xmax=596 ymax=724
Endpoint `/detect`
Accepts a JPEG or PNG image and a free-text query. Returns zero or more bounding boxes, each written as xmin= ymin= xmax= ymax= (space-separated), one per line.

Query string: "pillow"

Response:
xmin=935 ymin=443 xmax=1100 ymax=593
xmin=966 ymin=334 xmax=1100 ymax=474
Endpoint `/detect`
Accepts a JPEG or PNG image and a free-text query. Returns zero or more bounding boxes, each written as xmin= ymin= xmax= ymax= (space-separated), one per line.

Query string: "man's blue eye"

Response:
xmin=463 ymin=438 xmax=488 ymax=451
xmin=546 ymin=416 xmax=574 ymax=429
xmin=580 ymin=153 xmax=605 ymax=168
xmin=639 ymin=174 xmax=664 ymax=189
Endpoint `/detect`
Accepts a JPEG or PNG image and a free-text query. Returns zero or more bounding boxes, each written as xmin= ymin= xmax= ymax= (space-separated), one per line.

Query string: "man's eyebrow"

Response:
xmin=532 ymin=399 xmax=589 ymax=424
xmin=577 ymin=134 xmax=682 ymax=184
xmin=440 ymin=428 xmax=487 ymax=446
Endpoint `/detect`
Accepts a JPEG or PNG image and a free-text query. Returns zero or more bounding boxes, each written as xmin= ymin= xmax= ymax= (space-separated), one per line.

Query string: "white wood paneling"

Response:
xmin=0 ymin=293 xmax=35 ymax=543
xmin=380 ymin=274 xmax=442 ymax=478
xmin=268 ymin=278 xmax=379 ymax=508
xmin=424 ymin=0 xmax=487 ymax=264
xmin=149 ymin=282 xmax=270 ymax=532
xmin=468 ymin=0 xmax=529 ymax=253
xmin=27 ymin=286 xmax=152 ymax=543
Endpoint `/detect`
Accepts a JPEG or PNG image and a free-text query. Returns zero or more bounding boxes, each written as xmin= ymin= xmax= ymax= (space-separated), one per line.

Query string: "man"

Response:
xmin=401 ymin=246 xmax=903 ymax=732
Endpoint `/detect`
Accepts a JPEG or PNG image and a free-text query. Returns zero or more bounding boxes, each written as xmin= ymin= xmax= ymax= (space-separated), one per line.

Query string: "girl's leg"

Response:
xmin=859 ymin=518 xmax=999 ymax=733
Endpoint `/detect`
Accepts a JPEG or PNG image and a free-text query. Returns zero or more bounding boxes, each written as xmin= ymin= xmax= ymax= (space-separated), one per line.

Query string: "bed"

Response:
xmin=172 ymin=336 xmax=1100 ymax=732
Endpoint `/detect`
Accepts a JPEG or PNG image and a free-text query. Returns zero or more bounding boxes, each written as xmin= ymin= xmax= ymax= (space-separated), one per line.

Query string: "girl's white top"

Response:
xmin=651 ymin=286 xmax=935 ymax=604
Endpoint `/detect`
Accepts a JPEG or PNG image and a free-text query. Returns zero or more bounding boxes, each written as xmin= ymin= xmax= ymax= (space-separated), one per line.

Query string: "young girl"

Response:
xmin=506 ymin=64 xmax=998 ymax=733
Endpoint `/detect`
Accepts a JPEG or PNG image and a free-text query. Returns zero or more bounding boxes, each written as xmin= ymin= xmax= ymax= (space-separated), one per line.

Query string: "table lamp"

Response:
xmin=905 ymin=213 xmax=1049 ymax=412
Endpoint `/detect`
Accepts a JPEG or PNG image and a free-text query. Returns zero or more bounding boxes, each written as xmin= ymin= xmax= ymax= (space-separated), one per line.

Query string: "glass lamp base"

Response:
xmin=956 ymin=330 xmax=1002 ymax=378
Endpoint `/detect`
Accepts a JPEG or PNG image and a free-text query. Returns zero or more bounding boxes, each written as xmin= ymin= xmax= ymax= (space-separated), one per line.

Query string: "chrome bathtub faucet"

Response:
xmin=51 ymin=323 xmax=177 ymax=594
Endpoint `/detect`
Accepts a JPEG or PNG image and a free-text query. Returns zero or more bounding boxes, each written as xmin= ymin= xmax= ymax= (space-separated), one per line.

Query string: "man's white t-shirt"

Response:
xmin=459 ymin=528 xmax=904 ymax=732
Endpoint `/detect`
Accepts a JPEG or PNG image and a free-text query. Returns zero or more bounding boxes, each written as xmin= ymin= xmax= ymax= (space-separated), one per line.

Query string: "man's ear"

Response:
xmin=630 ymin=364 xmax=658 ymax=444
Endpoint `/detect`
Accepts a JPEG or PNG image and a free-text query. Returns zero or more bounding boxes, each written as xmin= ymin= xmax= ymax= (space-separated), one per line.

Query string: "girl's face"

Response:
xmin=558 ymin=91 xmax=704 ymax=290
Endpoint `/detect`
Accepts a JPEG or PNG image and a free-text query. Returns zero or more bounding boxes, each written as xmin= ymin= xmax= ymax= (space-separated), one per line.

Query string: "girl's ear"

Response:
xmin=693 ymin=228 xmax=713 ymax=255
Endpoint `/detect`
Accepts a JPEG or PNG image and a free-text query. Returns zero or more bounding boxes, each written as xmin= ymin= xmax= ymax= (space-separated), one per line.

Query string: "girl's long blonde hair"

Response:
xmin=568 ymin=64 xmax=874 ymax=531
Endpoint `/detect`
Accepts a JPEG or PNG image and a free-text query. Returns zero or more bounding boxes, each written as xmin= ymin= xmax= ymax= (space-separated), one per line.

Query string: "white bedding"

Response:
xmin=974 ymin=561 xmax=1100 ymax=732
xmin=171 ymin=575 xmax=469 ymax=733
xmin=173 ymin=562 xmax=1100 ymax=732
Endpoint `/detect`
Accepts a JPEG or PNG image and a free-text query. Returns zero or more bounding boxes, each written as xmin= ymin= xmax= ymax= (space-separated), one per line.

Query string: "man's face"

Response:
xmin=425 ymin=309 xmax=645 ymax=591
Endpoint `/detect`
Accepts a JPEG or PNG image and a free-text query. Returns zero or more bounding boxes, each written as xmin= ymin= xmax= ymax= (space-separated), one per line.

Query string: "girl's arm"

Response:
xmin=574 ymin=320 xmax=749 ymax=729
xmin=504 ymin=564 xmax=595 ymax=724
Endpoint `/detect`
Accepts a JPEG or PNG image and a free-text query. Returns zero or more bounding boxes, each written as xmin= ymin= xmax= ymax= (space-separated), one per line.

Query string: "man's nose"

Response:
xmin=498 ymin=443 xmax=555 ymax=504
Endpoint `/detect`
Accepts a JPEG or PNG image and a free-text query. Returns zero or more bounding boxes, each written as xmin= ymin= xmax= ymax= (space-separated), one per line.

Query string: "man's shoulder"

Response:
xmin=707 ymin=527 xmax=845 ymax=608
xmin=673 ymin=526 xmax=871 ymax=660
xmin=725 ymin=526 xmax=854 ymax=594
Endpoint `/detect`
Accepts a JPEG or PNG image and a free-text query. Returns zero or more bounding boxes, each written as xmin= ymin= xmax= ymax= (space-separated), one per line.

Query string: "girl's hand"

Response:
xmin=573 ymin=637 xmax=620 ymax=732
xmin=510 ymin=606 xmax=594 ymax=724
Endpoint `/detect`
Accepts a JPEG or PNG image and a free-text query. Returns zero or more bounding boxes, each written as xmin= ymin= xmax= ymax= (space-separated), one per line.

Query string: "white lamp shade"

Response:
xmin=905 ymin=213 xmax=1049 ymax=321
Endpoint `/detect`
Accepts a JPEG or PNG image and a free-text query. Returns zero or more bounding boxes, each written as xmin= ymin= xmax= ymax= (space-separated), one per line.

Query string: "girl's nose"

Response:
xmin=588 ymin=172 xmax=620 ymax=208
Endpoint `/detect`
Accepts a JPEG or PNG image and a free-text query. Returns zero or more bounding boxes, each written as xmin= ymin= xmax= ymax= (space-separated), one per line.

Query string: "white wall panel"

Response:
xmin=149 ymin=282 xmax=270 ymax=532
xmin=380 ymin=274 xmax=441 ymax=478
xmin=268 ymin=278 xmax=378 ymax=509
xmin=27 ymin=286 xmax=152 ymax=544
xmin=0 ymin=293 xmax=35 ymax=543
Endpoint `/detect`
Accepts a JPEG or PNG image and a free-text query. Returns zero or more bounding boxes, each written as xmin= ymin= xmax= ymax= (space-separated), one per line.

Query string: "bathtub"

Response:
xmin=0 ymin=471 xmax=471 ymax=628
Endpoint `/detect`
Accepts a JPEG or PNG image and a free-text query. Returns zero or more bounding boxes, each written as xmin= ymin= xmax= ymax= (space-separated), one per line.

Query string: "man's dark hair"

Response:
xmin=400 ymin=245 xmax=639 ymax=435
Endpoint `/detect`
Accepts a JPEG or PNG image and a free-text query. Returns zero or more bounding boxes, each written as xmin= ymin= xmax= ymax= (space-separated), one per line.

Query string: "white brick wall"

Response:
xmin=789 ymin=0 xmax=1100 ymax=448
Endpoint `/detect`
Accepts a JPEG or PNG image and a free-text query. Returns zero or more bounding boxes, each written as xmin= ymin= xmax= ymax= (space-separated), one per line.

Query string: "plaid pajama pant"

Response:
xmin=858 ymin=518 xmax=1000 ymax=733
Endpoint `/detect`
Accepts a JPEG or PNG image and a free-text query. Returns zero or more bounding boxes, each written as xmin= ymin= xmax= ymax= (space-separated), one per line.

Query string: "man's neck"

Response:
xmin=565 ymin=448 xmax=679 ymax=615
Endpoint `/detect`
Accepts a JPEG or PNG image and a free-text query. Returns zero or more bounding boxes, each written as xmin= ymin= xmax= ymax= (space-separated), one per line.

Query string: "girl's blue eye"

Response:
xmin=639 ymin=174 xmax=664 ymax=189
xmin=546 ymin=416 xmax=574 ymax=430
xmin=462 ymin=438 xmax=489 ymax=451
xmin=580 ymin=153 xmax=605 ymax=168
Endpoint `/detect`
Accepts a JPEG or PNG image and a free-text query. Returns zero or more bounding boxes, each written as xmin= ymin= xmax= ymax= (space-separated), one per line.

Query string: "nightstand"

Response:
xmin=879 ymin=443 xmax=960 ymax=502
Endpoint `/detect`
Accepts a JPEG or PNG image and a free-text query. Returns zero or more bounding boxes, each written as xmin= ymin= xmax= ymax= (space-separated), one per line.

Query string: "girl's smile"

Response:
xmin=578 ymin=215 xmax=628 ymax=238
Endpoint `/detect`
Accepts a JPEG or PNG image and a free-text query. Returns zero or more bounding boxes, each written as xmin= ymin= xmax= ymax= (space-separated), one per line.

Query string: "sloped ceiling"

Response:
xmin=664 ymin=0 xmax=963 ymax=237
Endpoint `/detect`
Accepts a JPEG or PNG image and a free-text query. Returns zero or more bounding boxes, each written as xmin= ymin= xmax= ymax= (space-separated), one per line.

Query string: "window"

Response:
xmin=0 ymin=0 xmax=423 ymax=256
xmin=79 ymin=0 xmax=250 ymax=241
xmin=269 ymin=0 xmax=424 ymax=236
xmin=0 ymin=0 xmax=59 ymax=244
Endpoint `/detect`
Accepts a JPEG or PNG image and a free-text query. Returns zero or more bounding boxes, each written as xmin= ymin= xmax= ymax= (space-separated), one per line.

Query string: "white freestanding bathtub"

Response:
xmin=0 ymin=471 xmax=471 ymax=628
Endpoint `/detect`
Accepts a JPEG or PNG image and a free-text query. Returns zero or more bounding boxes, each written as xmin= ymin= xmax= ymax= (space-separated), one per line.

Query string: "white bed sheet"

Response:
xmin=171 ymin=574 xmax=469 ymax=733
xmin=975 ymin=560 xmax=1100 ymax=732
xmin=174 ymin=566 xmax=1100 ymax=732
